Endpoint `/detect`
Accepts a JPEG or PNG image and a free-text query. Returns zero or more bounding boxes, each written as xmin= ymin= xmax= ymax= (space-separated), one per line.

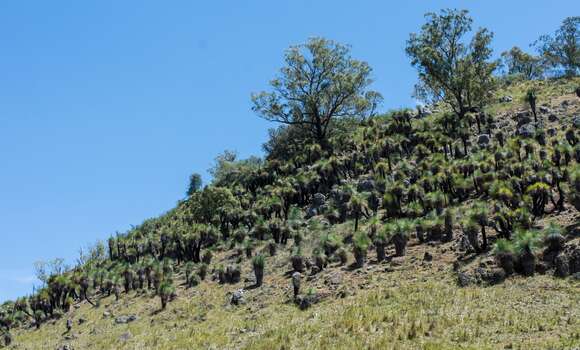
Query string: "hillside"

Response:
xmin=0 ymin=75 xmax=578 ymax=350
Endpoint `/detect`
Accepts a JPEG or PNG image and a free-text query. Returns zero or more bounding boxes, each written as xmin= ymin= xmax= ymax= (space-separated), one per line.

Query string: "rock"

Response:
xmin=517 ymin=124 xmax=535 ymax=138
xmin=500 ymin=95 xmax=513 ymax=103
xmin=306 ymin=193 xmax=326 ymax=218
xmin=479 ymin=268 xmax=506 ymax=285
xmin=539 ymin=106 xmax=551 ymax=114
xmin=119 ymin=332 xmax=132 ymax=342
xmin=561 ymin=100 xmax=570 ymax=108
xmin=56 ymin=345 xmax=73 ymax=350
xmin=572 ymin=272 xmax=580 ymax=280
xmin=423 ymin=252 xmax=433 ymax=262
xmin=312 ymin=193 xmax=326 ymax=207
xmin=516 ymin=112 xmax=532 ymax=127
xmin=457 ymin=272 xmax=474 ymax=287
xmin=103 ymin=311 xmax=111 ymax=318
xmin=115 ymin=315 xmax=137 ymax=324
xmin=357 ymin=178 xmax=375 ymax=192
xmin=573 ymin=116 xmax=580 ymax=128
xmin=459 ymin=235 xmax=471 ymax=251
xmin=297 ymin=293 xmax=321 ymax=310
xmin=548 ymin=114 xmax=558 ymax=122
xmin=230 ymin=289 xmax=245 ymax=306
xmin=78 ymin=318 xmax=87 ymax=325
xmin=477 ymin=134 xmax=490 ymax=147
xmin=548 ymin=128 xmax=557 ymax=136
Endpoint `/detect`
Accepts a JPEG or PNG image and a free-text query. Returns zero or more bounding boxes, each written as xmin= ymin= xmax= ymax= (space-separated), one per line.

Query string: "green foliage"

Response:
xmin=406 ymin=9 xmax=498 ymax=117
xmin=501 ymin=46 xmax=544 ymax=79
xmin=534 ymin=16 xmax=579 ymax=77
xmin=252 ymin=37 xmax=382 ymax=149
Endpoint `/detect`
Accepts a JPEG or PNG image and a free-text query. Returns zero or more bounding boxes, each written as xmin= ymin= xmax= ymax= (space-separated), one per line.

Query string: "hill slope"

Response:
xmin=4 ymin=77 xmax=580 ymax=350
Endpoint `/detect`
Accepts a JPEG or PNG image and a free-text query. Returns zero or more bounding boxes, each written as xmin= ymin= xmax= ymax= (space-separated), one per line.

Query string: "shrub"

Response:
xmin=198 ymin=263 xmax=208 ymax=281
xmin=201 ymin=250 xmax=213 ymax=264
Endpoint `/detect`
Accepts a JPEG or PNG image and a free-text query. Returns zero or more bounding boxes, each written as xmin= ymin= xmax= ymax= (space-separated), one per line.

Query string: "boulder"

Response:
xmin=539 ymin=106 xmax=551 ymax=114
xmin=573 ymin=116 xmax=580 ymax=128
xmin=457 ymin=272 xmax=474 ymax=287
xmin=114 ymin=315 xmax=138 ymax=324
xmin=357 ymin=178 xmax=375 ymax=192
xmin=477 ymin=134 xmax=491 ymax=147
xmin=516 ymin=112 xmax=532 ymax=127
xmin=554 ymin=255 xmax=570 ymax=278
xmin=517 ymin=124 xmax=535 ymax=138
xmin=230 ymin=289 xmax=245 ymax=306
xmin=500 ymin=95 xmax=513 ymax=103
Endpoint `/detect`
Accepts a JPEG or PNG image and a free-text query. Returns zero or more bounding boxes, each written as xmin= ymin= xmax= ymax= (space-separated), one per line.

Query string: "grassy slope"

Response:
xmin=11 ymin=78 xmax=580 ymax=350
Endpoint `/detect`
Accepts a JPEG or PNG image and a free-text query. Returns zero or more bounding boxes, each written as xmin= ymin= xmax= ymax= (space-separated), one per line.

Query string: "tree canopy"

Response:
xmin=252 ymin=37 xmax=382 ymax=150
xmin=534 ymin=16 xmax=579 ymax=77
xmin=406 ymin=9 xmax=498 ymax=118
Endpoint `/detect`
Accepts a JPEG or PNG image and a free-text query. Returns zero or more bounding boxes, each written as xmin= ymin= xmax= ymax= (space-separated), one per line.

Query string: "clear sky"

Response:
xmin=0 ymin=1 xmax=578 ymax=302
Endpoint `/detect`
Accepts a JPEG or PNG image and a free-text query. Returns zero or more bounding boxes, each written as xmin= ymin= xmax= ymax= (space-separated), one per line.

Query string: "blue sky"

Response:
xmin=0 ymin=1 xmax=577 ymax=301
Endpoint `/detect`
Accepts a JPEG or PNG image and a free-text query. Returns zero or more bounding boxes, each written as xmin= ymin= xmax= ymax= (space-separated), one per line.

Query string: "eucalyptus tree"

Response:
xmin=252 ymin=37 xmax=382 ymax=150
xmin=406 ymin=9 xmax=498 ymax=119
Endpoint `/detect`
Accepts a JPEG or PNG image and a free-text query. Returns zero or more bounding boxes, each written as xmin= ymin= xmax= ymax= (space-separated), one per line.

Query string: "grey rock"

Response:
xmin=517 ymin=124 xmax=535 ymax=138
xmin=548 ymin=114 xmax=558 ymax=122
xmin=56 ymin=345 xmax=73 ymax=350
xmin=457 ymin=272 xmax=474 ymax=287
xmin=573 ymin=116 xmax=580 ymax=128
xmin=312 ymin=193 xmax=326 ymax=207
xmin=500 ymin=95 xmax=513 ymax=103
xmin=357 ymin=178 xmax=375 ymax=192
xmin=230 ymin=289 xmax=245 ymax=306
xmin=423 ymin=252 xmax=433 ymax=262
xmin=78 ymin=318 xmax=87 ymax=325
xmin=539 ymin=106 xmax=551 ymax=114
xmin=114 ymin=315 xmax=137 ymax=324
xmin=548 ymin=128 xmax=557 ymax=136
xmin=516 ymin=112 xmax=532 ymax=127
xmin=477 ymin=134 xmax=490 ymax=147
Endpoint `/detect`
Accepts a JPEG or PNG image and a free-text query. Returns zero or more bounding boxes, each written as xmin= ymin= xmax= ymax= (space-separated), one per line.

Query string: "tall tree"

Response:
xmin=501 ymin=46 xmax=544 ymax=80
xmin=534 ymin=16 xmax=579 ymax=77
xmin=406 ymin=9 xmax=498 ymax=119
xmin=252 ymin=37 xmax=382 ymax=150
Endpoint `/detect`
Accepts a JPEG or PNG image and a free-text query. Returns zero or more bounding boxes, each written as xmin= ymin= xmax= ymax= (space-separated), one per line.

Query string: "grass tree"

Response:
xmin=374 ymin=229 xmax=388 ymax=262
xmin=525 ymin=89 xmax=538 ymax=123
xmin=353 ymin=232 xmax=371 ymax=268
xmin=348 ymin=190 xmax=370 ymax=232
xmin=525 ymin=182 xmax=550 ymax=217
xmin=462 ymin=218 xmax=482 ymax=253
xmin=470 ymin=202 xmax=490 ymax=250
xmin=158 ymin=281 xmax=175 ymax=310
xmin=514 ymin=229 xmax=542 ymax=276
xmin=493 ymin=239 xmax=516 ymax=275
xmin=389 ymin=219 xmax=413 ymax=257
xmin=252 ymin=254 xmax=266 ymax=287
